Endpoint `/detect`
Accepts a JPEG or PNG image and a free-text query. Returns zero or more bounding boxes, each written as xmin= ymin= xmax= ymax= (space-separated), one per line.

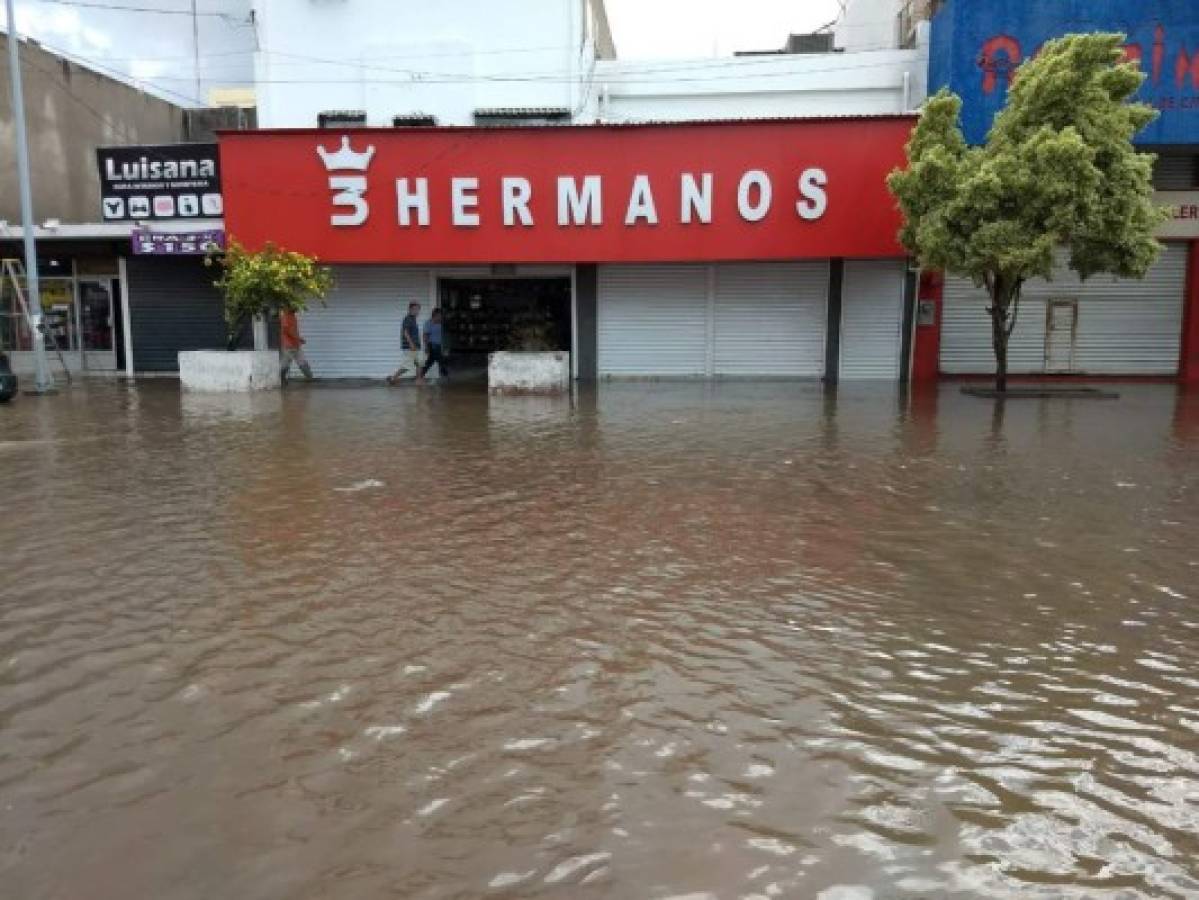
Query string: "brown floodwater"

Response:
xmin=1 ymin=380 xmax=1198 ymax=899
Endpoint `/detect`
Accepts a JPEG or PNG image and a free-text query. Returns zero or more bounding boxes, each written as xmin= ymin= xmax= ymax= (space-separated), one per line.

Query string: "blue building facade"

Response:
xmin=928 ymin=0 xmax=1199 ymax=146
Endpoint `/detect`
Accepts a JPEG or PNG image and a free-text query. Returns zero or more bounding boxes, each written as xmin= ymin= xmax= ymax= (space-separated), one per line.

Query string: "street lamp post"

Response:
xmin=5 ymin=0 xmax=53 ymax=393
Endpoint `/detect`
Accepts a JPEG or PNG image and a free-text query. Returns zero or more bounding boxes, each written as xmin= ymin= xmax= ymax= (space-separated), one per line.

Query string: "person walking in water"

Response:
xmin=417 ymin=308 xmax=448 ymax=383
xmin=387 ymin=302 xmax=422 ymax=385
xmin=279 ymin=308 xmax=314 ymax=382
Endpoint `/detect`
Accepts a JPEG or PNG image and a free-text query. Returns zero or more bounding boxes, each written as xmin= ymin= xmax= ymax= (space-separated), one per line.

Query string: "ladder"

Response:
xmin=2 ymin=258 xmax=71 ymax=384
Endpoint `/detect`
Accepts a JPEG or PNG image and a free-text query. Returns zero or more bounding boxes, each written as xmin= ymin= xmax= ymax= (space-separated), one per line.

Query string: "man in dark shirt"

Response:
xmin=387 ymin=302 xmax=422 ymax=385
xmin=417 ymin=308 xmax=448 ymax=383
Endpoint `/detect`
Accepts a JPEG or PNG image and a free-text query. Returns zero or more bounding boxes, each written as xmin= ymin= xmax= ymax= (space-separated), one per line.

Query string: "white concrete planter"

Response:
xmin=178 ymin=350 xmax=281 ymax=392
xmin=488 ymin=351 xmax=571 ymax=395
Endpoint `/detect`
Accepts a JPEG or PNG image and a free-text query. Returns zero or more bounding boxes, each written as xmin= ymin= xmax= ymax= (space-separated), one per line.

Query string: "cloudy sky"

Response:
xmin=2 ymin=0 xmax=841 ymax=105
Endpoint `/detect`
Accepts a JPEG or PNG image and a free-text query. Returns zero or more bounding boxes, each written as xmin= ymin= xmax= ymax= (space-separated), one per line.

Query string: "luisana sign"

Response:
xmin=97 ymin=143 xmax=223 ymax=221
xmin=219 ymin=118 xmax=913 ymax=264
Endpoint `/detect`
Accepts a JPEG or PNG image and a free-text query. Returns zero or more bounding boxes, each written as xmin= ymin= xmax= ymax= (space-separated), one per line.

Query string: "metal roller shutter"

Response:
xmin=941 ymin=243 xmax=1187 ymax=375
xmin=1153 ymin=155 xmax=1197 ymax=189
xmin=128 ymin=256 xmax=240 ymax=372
xmin=840 ymin=259 xmax=905 ymax=379
xmin=598 ymin=264 xmax=707 ymax=376
xmin=300 ymin=266 xmax=431 ymax=377
xmin=713 ymin=262 xmax=826 ymax=377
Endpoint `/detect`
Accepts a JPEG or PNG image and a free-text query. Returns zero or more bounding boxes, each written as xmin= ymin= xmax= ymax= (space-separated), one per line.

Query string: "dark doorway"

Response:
xmin=439 ymin=277 xmax=571 ymax=371
xmin=113 ymin=278 xmax=125 ymax=372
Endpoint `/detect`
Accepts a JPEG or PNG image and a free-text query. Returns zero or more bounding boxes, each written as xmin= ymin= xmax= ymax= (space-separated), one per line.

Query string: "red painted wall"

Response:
xmin=911 ymin=269 xmax=943 ymax=382
xmin=1181 ymin=240 xmax=1199 ymax=383
xmin=219 ymin=118 xmax=913 ymax=265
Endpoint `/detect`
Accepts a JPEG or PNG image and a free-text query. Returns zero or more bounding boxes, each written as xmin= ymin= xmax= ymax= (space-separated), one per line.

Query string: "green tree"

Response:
xmin=208 ymin=241 xmax=334 ymax=350
xmin=888 ymin=33 xmax=1166 ymax=391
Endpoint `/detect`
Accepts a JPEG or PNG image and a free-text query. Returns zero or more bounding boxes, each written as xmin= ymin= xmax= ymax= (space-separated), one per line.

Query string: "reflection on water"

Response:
xmin=2 ymin=380 xmax=1198 ymax=898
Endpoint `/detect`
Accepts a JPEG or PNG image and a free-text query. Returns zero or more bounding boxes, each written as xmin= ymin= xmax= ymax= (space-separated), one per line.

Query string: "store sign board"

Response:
xmin=97 ymin=143 xmax=223 ymax=221
xmin=1157 ymin=191 xmax=1199 ymax=239
xmin=219 ymin=118 xmax=913 ymax=264
xmin=131 ymin=228 xmax=226 ymax=255
xmin=929 ymin=0 xmax=1199 ymax=146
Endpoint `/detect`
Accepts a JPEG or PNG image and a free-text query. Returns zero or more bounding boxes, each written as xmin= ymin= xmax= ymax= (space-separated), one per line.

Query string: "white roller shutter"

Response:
xmin=300 ymin=266 xmax=431 ymax=377
xmin=942 ymin=244 xmax=1187 ymax=375
xmin=598 ymin=264 xmax=707 ymax=376
xmin=713 ymin=262 xmax=826 ymax=377
xmin=840 ymin=259 xmax=905 ymax=379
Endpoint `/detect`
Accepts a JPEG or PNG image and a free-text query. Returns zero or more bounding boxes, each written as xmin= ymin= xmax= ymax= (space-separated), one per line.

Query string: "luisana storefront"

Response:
xmin=218 ymin=117 xmax=917 ymax=381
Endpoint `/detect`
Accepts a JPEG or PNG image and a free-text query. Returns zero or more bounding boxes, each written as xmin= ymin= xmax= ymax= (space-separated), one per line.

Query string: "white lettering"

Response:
xmin=329 ymin=175 xmax=369 ymax=226
xmin=396 ymin=177 xmax=430 ymax=227
xmin=451 ymin=177 xmax=480 ymax=227
xmin=737 ymin=170 xmax=772 ymax=222
xmin=680 ymin=172 xmax=713 ymax=224
xmin=557 ymin=175 xmax=603 ymax=226
xmin=796 ymin=168 xmax=828 ymax=221
xmin=624 ymin=174 xmax=659 ymax=225
xmin=502 ymin=176 xmax=533 ymax=226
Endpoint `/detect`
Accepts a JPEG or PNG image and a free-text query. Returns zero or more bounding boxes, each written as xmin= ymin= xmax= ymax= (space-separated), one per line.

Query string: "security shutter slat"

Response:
xmin=840 ymin=259 xmax=905 ymax=379
xmin=301 ymin=266 xmax=431 ymax=377
xmin=941 ymin=243 xmax=1187 ymax=375
xmin=1153 ymin=154 xmax=1198 ymax=190
xmin=713 ymin=262 xmax=826 ymax=377
xmin=598 ymin=264 xmax=707 ymax=376
xmin=127 ymin=256 xmax=236 ymax=372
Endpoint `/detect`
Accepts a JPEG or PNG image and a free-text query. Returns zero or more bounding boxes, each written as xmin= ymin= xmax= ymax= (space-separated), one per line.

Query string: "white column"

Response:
xmin=118 ymin=256 xmax=134 ymax=379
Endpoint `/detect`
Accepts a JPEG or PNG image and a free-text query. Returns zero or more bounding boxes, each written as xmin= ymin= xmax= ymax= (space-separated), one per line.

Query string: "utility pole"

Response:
xmin=191 ymin=0 xmax=201 ymax=104
xmin=5 ymin=0 xmax=52 ymax=393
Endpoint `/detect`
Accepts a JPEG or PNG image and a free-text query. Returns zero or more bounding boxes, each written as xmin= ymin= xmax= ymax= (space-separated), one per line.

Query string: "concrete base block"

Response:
xmin=488 ymin=351 xmax=570 ymax=395
xmin=178 ymin=350 xmax=281 ymax=392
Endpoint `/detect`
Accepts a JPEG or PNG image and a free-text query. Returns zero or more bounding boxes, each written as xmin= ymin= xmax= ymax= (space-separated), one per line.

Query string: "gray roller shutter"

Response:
xmin=840 ymin=259 xmax=905 ymax=379
xmin=941 ymin=243 xmax=1187 ymax=375
xmin=1153 ymin=154 xmax=1197 ymax=189
xmin=713 ymin=262 xmax=826 ymax=377
xmin=301 ymin=266 xmax=431 ymax=377
xmin=598 ymin=264 xmax=707 ymax=376
xmin=127 ymin=256 xmax=240 ymax=372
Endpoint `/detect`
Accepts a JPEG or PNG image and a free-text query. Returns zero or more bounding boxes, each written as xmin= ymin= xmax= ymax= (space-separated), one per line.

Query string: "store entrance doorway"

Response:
xmin=439 ymin=277 xmax=572 ymax=374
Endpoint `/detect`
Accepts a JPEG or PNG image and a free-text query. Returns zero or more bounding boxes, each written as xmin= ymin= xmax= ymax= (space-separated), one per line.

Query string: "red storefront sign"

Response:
xmin=219 ymin=117 xmax=913 ymax=264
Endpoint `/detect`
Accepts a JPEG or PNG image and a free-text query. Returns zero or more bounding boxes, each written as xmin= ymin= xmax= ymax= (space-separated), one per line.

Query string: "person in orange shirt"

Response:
xmin=279 ymin=309 xmax=314 ymax=382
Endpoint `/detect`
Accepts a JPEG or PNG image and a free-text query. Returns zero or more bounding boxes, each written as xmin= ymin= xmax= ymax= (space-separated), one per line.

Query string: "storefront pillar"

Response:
xmin=118 ymin=255 xmax=134 ymax=379
xmin=575 ymin=263 xmax=598 ymax=381
xmin=910 ymin=269 xmax=942 ymax=382
xmin=823 ymin=259 xmax=843 ymax=384
xmin=1181 ymin=241 xmax=1199 ymax=384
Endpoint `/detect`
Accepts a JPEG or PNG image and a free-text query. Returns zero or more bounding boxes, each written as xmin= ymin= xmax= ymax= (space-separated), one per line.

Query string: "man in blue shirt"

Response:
xmin=417 ymin=308 xmax=448 ymax=383
xmin=387 ymin=302 xmax=422 ymax=385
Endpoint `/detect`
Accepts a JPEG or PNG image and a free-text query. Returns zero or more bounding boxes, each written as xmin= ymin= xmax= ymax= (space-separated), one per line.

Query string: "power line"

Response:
xmin=35 ymin=0 xmax=238 ymax=17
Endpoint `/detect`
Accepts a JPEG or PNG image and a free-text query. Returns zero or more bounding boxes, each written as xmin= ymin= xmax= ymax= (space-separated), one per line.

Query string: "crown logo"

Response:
xmin=317 ymin=136 xmax=376 ymax=172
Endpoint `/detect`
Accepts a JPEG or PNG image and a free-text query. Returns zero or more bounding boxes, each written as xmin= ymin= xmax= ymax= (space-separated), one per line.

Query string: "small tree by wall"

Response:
xmin=209 ymin=241 xmax=333 ymax=350
xmin=888 ymin=33 xmax=1166 ymax=391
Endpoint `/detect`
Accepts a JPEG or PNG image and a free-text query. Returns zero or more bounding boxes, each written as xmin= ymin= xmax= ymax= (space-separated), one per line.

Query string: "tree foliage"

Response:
xmin=209 ymin=241 xmax=334 ymax=349
xmin=888 ymin=33 xmax=1167 ymax=390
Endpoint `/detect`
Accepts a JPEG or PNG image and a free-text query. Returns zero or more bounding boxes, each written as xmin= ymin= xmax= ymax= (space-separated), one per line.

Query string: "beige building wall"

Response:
xmin=0 ymin=33 xmax=188 ymax=224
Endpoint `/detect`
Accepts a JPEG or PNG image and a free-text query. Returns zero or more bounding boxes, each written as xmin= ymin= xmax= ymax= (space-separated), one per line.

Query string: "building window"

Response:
xmin=473 ymin=107 xmax=571 ymax=127
xmin=318 ymin=110 xmax=367 ymax=129
xmin=392 ymin=114 xmax=438 ymax=127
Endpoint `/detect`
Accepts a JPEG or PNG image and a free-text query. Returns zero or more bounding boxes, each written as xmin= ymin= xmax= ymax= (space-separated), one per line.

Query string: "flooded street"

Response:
xmin=2 ymin=380 xmax=1198 ymax=899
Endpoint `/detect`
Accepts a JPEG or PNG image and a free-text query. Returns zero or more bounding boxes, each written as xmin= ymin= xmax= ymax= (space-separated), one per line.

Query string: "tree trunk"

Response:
xmin=226 ymin=316 xmax=248 ymax=351
xmin=990 ymin=303 xmax=1008 ymax=393
xmin=987 ymin=279 xmax=1011 ymax=393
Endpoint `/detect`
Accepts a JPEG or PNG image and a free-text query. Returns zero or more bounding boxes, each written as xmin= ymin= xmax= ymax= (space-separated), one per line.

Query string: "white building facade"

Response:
xmin=245 ymin=0 xmax=929 ymax=383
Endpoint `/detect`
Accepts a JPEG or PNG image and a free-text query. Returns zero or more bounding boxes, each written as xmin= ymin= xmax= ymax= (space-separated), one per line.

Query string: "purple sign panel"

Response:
xmin=132 ymin=228 xmax=225 ymax=256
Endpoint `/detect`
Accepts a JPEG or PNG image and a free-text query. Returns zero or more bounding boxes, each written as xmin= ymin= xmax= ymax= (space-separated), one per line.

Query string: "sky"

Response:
xmin=1 ymin=0 xmax=843 ymax=105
